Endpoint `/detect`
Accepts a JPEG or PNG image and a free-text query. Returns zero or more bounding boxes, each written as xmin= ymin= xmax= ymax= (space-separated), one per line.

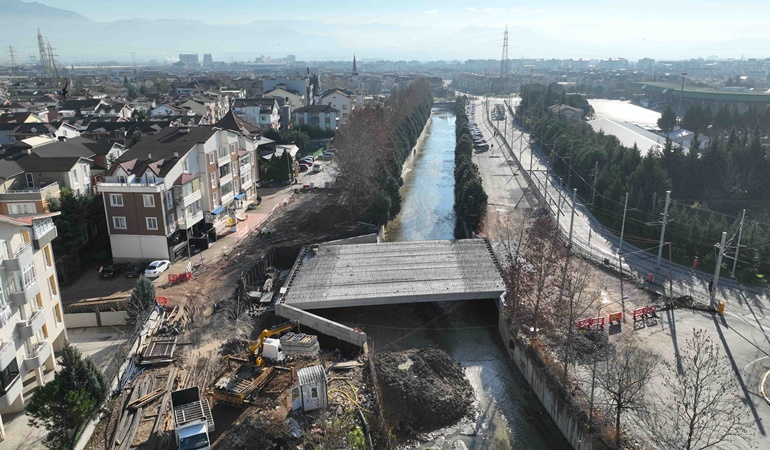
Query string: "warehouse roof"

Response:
xmin=282 ymin=239 xmax=505 ymax=310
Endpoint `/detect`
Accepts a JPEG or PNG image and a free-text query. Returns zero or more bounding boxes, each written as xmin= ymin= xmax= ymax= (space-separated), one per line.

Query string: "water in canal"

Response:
xmin=324 ymin=108 xmax=569 ymax=449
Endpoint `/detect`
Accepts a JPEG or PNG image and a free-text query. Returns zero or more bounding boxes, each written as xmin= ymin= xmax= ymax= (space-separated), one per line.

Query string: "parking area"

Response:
xmin=60 ymin=264 xmax=136 ymax=304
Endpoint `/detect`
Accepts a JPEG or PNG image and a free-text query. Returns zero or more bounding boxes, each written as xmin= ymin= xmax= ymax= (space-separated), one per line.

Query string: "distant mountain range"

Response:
xmin=0 ymin=0 xmax=765 ymax=63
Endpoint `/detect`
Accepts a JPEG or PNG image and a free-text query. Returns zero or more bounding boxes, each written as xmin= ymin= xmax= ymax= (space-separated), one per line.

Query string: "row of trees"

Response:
xmin=264 ymin=124 xmax=334 ymax=153
xmin=453 ymin=97 xmax=487 ymax=237
xmin=679 ymin=102 xmax=770 ymax=137
xmin=519 ymin=83 xmax=770 ymax=279
xmin=334 ymin=80 xmax=433 ymax=225
xmin=499 ymin=214 xmax=754 ymax=448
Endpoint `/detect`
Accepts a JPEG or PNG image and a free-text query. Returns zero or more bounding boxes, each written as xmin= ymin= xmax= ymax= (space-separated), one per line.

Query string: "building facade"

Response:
xmin=292 ymin=105 xmax=339 ymax=131
xmin=0 ymin=212 xmax=67 ymax=439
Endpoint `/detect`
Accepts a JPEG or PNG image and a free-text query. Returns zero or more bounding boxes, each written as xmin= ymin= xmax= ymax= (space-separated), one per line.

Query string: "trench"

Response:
xmin=321 ymin=107 xmax=569 ymax=449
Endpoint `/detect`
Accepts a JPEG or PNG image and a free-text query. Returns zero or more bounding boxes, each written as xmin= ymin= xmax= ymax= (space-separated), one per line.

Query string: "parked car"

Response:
xmin=144 ymin=260 xmax=171 ymax=278
xmin=312 ymin=163 xmax=323 ymax=172
xmin=100 ymin=263 xmax=126 ymax=279
xmin=124 ymin=262 xmax=147 ymax=278
xmin=298 ymin=163 xmax=310 ymax=172
xmin=300 ymin=156 xmax=314 ymax=164
xmin=319 ymin=152 xmax=334 ymax=160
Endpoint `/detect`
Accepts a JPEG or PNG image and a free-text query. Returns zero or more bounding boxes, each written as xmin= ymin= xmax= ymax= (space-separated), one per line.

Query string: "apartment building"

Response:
xmin=232 ymin=98 xmax=280 ymax=130
xmin=98 ymin=124 xmax=260 ymax=262
xmin=0 ymin=212 xmax=67 ymax=439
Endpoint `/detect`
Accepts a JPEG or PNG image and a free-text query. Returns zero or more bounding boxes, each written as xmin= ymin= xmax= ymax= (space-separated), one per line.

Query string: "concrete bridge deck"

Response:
xmin=281 ymin=239 xmax=505 ymax=310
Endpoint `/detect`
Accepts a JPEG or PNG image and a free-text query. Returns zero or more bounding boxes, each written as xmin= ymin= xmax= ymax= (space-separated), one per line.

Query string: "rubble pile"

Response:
xmin=374 ymin=347 xmax=474 ymax=433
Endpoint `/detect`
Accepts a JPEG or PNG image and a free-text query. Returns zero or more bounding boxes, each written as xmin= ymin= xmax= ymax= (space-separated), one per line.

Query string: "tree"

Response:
xmin=658 ymin=104 xmax=677 ymax=133
xmin=646 ymin=329 xmax=755 ymax=450
xmin=127 ymin=275 xmax=156 ymax=324
xmin=47 ymin=187 xmax=103 ymax=255
xmin=596 ymin=341 xmax=658 ymax=448
xmin=27 ymin=341 xmax=107 ymax=449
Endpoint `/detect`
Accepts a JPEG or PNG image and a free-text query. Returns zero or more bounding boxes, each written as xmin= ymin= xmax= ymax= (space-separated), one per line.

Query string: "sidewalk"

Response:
xmin=478 ymin=98 xmax=770 ymax=333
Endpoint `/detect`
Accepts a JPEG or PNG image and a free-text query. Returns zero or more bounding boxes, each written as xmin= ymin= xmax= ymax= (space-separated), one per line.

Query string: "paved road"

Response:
xmin=472 ymin=96 xmax=770 ymax=447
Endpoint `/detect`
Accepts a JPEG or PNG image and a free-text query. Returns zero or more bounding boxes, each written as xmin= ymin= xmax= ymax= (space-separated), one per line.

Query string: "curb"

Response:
xmin=761 ymin=370 xmax=770 ymax=407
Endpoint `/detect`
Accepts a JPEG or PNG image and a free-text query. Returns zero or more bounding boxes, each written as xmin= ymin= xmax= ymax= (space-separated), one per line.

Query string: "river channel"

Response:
xmin=322 ymin=108 xmax=568 ymax=449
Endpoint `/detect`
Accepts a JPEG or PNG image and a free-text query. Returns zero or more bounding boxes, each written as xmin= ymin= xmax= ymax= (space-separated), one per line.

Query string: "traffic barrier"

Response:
xmin=577 ymin=317 xmax=605 ymax=330
xmin=608 ymin=312 xmax=622 ymax=324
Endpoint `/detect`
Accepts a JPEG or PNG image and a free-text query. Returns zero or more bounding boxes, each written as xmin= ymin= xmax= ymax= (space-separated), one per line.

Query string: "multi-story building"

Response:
xmin=0 ymin=212 xmax=67 ymax=438
xmin=232 ymin=98 xmax=280 ymax=130
xmin=98 ymin=124 xmax=260 ymax=262
xmin=178 ymin=54 xmax=199 ymax=66
xmin=292 ymin=105 xmax=339 ymax=131
xmin=319 ymin=88 xmax=354 ymax=122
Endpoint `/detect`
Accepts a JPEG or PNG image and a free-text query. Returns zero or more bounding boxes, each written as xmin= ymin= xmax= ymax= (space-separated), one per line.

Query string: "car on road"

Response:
xmin=124 ymin=262 xmax=147 ymax=278
xmin=312 ymin=163 xmax=323 ymax=172
xmin=298 ymin=163 xmax=310 ymax=172
xmin=99 ymin=263 xmax=126 ymax=279
xmin=319 ymin=152 xmax=334 ymax=160
xmin=144 ymin=260 xmax=171 ymax=278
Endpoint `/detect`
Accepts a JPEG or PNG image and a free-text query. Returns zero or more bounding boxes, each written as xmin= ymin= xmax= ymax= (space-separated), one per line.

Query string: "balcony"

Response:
xmin=32 ymin=217 xmax=57 ymax=250
xmin=0 ymin=372 xmax=22 ymax=409
xmin=0 ymin=339 xmax=17 ymax=371
xmin=3 ymin=241 xmax=33 ymax=271
xmin=16 ymin=310 xmax=46 ymax=340
xmin=177 ymin=210 xmax=204 ymax=228
xmin=97 ymin=180 xmax=165 ymax=194
xmin=178 ymin=188 xmax=202 ymax=207
xmin=24 ymin=339 xmax=51 ymax=371
xmin=0 ymin=182 xmax=60 ymax=205
xmin=9 ymin=280 xmax=39 ymax=308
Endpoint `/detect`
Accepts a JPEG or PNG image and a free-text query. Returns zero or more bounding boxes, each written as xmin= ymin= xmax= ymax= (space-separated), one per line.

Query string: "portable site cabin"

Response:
xmin=291 ymin=365 xmax=328 ymax=412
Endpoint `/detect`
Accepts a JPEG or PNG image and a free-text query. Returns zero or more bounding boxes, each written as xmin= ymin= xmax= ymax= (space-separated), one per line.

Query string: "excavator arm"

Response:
xmin=248 ymin=321 xmax=295 ymax=360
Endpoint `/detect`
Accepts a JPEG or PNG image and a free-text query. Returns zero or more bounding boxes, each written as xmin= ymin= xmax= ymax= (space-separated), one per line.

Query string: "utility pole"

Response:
xmin=591 ymin=161 xmax=598 ymax=204
xmin=656 ymin=191 xmax=671 ymax=268
xmin=566 ymin=145 xmax=573 ymax=187
xmin=731 ymin=209 xmax=745 ymax=279
xmin=619 ymin=192 xmax=629 ymax=322
xmin=678 ymin=72 xmax=687 ymax=116
xmin=711 ymin=231 xmax=727 ymax=309
xmin=568 ymin=188 xmax=577 ymax=247
xmin=556 ymin=177 xmax=564 ymax=231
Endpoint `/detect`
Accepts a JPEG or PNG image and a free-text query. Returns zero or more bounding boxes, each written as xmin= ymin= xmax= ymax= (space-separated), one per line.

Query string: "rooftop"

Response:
xmin=283 ymin=240 xmax=505 ymax=310
xmin=588 ymin=118 xmax=666 ymax=156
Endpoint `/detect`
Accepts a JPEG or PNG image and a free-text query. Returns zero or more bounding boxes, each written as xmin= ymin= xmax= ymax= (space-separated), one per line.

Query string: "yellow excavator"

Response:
xmin=249 ymin=321 xmax=296 ymax=366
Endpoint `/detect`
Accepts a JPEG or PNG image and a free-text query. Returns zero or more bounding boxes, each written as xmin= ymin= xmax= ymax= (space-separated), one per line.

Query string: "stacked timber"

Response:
xmin=280 ymin=332 xmax=320 ymax=357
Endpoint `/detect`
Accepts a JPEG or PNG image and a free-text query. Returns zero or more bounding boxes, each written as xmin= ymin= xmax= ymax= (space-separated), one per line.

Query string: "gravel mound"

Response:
xmin=374 ymin=348 xmax=474 ymax=433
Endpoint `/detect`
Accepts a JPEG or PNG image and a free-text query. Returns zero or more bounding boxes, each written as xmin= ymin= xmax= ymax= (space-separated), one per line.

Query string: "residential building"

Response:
xmin=179 ymin=54 xmax=199 ymax=66
xmin=548 ymin=104 xmax=584 ymax=121
xmin=98 ymin=125 xmax=260 ymax=262
xmin=319 ymin=88 xmax=353 ymax=121
xmin=292 ymin=105 xmax=339 ymax=131
xmin=0 ymin=212 xmax=67 ymax=439
xmin=263 ymin=78 xmax=312 ymax=106
xmin=233 ymin=98 xmax=280 ymax=130
xmin=178 ymin=93 xmax=229 ymax=124
xmin=202 ymin=54 xmax=213 ymax=67
xmin=263 ymin=87 xmax=304 ymax=109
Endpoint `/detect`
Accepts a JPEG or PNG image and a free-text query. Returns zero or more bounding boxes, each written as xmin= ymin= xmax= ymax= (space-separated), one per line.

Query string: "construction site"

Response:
xmin=89 ymin=188 xmax=484 ymax=450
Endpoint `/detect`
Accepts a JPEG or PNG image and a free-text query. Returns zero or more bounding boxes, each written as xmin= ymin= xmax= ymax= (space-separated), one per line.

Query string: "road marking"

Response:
xmin=744 ymin=356 xmax=770 ymax=372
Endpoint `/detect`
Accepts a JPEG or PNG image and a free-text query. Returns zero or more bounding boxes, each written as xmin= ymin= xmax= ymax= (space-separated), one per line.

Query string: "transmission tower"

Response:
xmin=500 ymin=26 xmax=509 ymax=76
xmin=7 ymin=45 xmax=17 ymax=73
xmin=46 ymin=39 xmax=59 ymax=78
xmin=37 ymin=28 xmax=51 ymax=76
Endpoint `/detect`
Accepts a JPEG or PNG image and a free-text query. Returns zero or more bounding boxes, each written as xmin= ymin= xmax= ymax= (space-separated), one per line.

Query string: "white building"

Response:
xmin=292 ymin=105 xmax=339 ymax=131
xmin=319 ymin=89 xmax=354 ymax=121
xmin=291 ymin=365 xmax=327 ymax=412
xmin=0 ymin=212 xmax=67 ymax=439
xmin=232 ymin=98 xmax=280 ymax=130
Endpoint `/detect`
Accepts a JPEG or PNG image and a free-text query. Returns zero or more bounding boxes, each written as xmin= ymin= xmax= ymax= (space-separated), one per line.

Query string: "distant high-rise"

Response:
xmin=179 ymin=54 xmax=199 ymax=66
xmin=287 ymin=55 xmax=296 ymax=63
xmin=203 ymin=54 xmax=213 ymax=67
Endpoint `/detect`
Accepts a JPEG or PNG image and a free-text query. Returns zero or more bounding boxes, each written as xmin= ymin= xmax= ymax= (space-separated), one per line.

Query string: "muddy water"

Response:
xmin=324 ymin=108 xmax=568 ymax=449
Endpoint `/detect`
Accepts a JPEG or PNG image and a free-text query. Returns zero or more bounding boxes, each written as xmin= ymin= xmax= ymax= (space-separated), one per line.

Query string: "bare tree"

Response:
xmin=596 ymin=341 xmax=658 ymax=448
xmin=560 ymin=259 xmax=598 ymax=378
xmin=522 ymin=214 xmax=567 ymax=333
xmin=646 ymin=328 xmax=756 ymax=450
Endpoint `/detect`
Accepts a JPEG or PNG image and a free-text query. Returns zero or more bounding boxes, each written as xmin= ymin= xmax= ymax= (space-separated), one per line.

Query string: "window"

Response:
xmin=231 ymin=162 xmax=238 ymax=176
xmin=219 ymin=164 xmax=230 ymax=177
xmin=118 ymin=175 xmax=127 ymax=184
xmin=72 ymin=168 xmax=79 ymax=184
xmin=143 ymin=194 xmax=155 ymax=208
xmin=54 ymin=303 xmax=62 ymax=323
xmin=146 ymin=217 xmax=158 ymax=230
xmin=342 ymin=104 xmax=347 ymax=110
xmin=0 ymin=358 xmax=20 ymax=396
xmin=182 ymin=159 xmax=189 ymax=173
xmin=48 ymin=275 xmax=57 ymax=295
xmin=217 ymin=146 xmax=228 ymax=158
xmin=210 ymin=172 xmax=217 ymax=188
xmin=0 ymin=277 xmax=5 ymax=307
xmin=229 ymin=144 xmax=236 ymax=155
xmin=22 ymin=261 xmax=36 ymax=289
xmin=208 ymin=153 xmax=215 ymax=164
xmin=220 ymin=181 xmax=233 ymax=196
xmin=9 ymin=203 xmax=35 ymax=214
xmin=26 ymin=173 xmax=34 ymax=188
xmin=113 ymin=216 xmax=127 ymax=229
xmin=42 ymin=324 xmax=49 ymax=339
xmin=167 ymin=213 xmax=176 ymax=232
xmin=43 ymin=245 xmax=52 ymax=267
xmin=212 ymin=192 xmax=218 ymax=206
xmin=35 ymin=293 xmax=43 ymax=309
xmin=165 ymin=191 xmax=174 ymax=210
xmin=110 ymin=194 xmax=124 ymax=207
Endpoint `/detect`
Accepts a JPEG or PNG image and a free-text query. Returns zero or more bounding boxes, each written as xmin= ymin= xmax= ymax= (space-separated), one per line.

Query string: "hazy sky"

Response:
xmin=27 ymin=0 xmax=770 ymax=59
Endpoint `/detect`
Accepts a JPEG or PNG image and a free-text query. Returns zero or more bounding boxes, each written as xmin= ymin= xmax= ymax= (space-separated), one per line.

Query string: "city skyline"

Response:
xmin=2 ymin=0 xmax=770 ymax=62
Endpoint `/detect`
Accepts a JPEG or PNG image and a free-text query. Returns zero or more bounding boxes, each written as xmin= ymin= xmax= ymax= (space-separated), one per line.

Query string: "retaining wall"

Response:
xmin=276 ymin=303 xmax=367 ymax=347
xmin=64 ymin=310 xmax=127 ymax=328
xmin=497 ymin=309 xmax=604 ymax=450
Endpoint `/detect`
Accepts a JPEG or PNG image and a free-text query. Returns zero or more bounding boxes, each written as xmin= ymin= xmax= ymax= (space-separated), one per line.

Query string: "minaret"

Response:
xmin=352 ymin=53 xmax=358 ymax=75
xmin=352 ymin=53 xmax=360 ymax=92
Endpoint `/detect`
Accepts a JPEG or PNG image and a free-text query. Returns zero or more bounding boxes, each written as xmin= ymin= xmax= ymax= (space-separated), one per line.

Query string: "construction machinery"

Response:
xmin=208 ymin=357 xmax=278 ymax=408
xmin=171 ymin=386 xmax=214 ymax=450
xmin=249 ymin=321 xmax=296 ymax=366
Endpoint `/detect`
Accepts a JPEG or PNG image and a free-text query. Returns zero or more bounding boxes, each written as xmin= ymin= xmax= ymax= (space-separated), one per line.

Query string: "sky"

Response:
xmin=24 ymin=0 xmax=770 ymax=60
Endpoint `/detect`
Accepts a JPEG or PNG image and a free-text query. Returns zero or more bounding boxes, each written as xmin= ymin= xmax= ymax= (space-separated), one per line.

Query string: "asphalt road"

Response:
xmin=472 ymin=95 xmax=770 ymax=448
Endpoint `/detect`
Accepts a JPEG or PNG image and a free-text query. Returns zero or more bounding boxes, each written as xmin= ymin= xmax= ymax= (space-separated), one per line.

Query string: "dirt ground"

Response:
xmin=89 ymin=189 xmax=376 ymax=450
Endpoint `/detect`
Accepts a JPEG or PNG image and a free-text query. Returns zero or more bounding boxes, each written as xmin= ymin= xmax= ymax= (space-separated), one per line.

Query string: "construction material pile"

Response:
xmin=280 ymin=332 xmax=320 ymax=357
xmin=374 ymin=347 xmax=474 ymax=433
